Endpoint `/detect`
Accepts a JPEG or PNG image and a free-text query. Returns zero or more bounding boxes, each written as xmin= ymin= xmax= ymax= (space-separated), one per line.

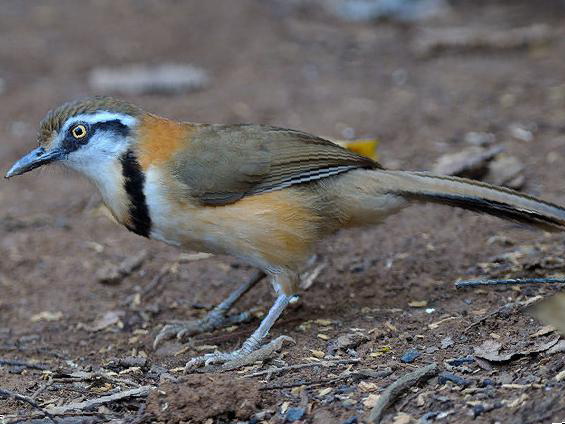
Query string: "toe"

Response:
xmin=153 ymin=324 xmax=181 ymax=349
xmin=222 ymin=336 xmax=294 ymax=370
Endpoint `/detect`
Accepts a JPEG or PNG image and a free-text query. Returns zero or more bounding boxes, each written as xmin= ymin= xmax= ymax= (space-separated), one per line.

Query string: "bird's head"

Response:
xmin=5 ymin=96 xmax=143 ymax=180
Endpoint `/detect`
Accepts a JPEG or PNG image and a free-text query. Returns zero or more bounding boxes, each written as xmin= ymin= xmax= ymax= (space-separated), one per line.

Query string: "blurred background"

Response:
xmin=2 ymin=1 xmax=565 ymax=422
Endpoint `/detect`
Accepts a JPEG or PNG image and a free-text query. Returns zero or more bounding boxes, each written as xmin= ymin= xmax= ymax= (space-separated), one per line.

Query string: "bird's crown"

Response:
xmin=38 ymin=96 xmax=142 ymax=147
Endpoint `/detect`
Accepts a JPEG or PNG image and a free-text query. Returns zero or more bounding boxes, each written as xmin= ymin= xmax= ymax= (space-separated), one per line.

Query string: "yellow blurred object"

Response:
xmin=334 ymin=139 xmax=379 ymax=161
xmin=532 ymin=293 xmax=565 ymax=336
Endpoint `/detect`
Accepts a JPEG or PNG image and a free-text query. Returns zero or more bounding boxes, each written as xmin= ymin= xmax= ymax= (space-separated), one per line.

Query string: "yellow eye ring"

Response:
xmin=71 ymin=124 xmax=87 ymax=139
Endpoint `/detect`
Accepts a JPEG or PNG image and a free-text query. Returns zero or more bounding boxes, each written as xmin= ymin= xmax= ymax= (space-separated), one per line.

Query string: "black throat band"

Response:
xmin=119 ymin=150 xmax=152 ymax=237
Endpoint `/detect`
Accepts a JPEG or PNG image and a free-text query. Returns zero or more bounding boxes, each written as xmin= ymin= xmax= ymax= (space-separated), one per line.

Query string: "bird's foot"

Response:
xmin=185 ymin=335 xmax=294 ymax=372
xmin=153 ymin=309 xmax=254 ymax=348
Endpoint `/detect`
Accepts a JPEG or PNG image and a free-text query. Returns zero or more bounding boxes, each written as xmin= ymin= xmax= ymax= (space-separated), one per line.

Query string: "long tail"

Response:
xmin=361 ymin=170 xmax=565 ymax=231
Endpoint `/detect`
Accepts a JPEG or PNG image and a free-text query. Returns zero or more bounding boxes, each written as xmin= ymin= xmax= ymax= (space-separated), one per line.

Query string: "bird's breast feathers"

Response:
xmin=142 ymin=166 xmax=321 ymax=272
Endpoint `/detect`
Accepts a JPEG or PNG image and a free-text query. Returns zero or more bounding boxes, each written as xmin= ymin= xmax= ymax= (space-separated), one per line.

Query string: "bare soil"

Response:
xmin=1 ymin=1 xmax=565 ymax=423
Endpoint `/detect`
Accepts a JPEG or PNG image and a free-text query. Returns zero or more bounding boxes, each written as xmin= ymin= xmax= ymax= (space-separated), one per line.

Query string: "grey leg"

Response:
xmin=154 ymin=270 xmax=266 ymax=348
xmin=185 ymin=293 xmax=294 ymax=371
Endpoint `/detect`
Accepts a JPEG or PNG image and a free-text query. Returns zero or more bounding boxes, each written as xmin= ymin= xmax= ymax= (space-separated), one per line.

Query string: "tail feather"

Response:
xmin=375 ymin=170 xmax=565 ymax=231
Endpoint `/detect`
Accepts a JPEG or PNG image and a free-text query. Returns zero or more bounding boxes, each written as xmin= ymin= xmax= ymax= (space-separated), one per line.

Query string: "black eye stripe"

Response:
xmin=61 ymin=119 xmax=130 ymax=153
xmin=91 ymin=120 xmax=130 ymax=137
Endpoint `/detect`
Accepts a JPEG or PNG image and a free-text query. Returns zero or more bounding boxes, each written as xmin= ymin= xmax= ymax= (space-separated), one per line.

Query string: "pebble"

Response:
xmin=432 ymin=145 xmax=502 ymax=178
xmin=326 ymin=0 xmax=448 ymax=22
xmin=336 ymin=385 xmax=355 ymax=394
xmin=446 ymin=356 xmax=474 ymax=367
xmin=464 ymin=131 xmax=496 ymax=146
xmin=327 ymin=332 xmax=369 ymax=354
xmin=481 ymin=378 xmax=495 ymax=387
xmin=88 ymin=63 xmax=210 ymax=95
xmin=341 ymin=399 xmax=356 ymax=408
xmin=342 ymin=417 xmax=358 ymax=424
xmin=425 ymin=346 xmax=439 ymax=354
xmin=420 ymin=411 xmax=440 ymax=423
xmin=440 ymin=337 xmax=454 ymax=349
xmin=285 ymin=407 xmax=305 ymax=422
xmin=438 ymin=371 xmax=470 ymax=387
xmin=400 ymin=349 xmax=420 ymax=363
xmin=473 ymin=404 xmax=486 ymax=418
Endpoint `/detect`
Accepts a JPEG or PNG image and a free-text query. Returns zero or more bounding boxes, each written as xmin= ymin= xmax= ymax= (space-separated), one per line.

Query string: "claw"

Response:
xmin=153 ymin=311 xmax=255 ymax=349
xmin=185 ymin=335 xmax=295 ymax=372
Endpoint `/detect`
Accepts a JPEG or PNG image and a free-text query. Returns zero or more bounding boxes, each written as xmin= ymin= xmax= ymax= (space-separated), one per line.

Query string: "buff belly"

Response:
xmin=143 ymin=167 xmax=322 ymax=274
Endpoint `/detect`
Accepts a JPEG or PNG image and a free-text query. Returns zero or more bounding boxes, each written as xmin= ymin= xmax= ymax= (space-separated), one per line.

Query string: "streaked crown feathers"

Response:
xmin=38 ymin=96 xmax=143 ymax=147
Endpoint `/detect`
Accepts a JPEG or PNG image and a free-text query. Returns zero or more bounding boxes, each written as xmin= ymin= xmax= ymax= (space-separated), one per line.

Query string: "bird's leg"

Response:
xmin=154 ymin=270 xmax=266 ymax=348
xmin=185 ymin=293 xmax=294 ymax=371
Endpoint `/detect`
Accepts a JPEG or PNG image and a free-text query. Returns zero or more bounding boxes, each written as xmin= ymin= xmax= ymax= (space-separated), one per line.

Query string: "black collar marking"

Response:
xmin=120 ymin=150 xmax=151 ymax=237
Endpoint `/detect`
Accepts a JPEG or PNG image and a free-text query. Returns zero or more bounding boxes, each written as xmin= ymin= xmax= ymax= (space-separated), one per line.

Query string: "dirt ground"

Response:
xmin=1 ymin=1 xmax=565 ymax=423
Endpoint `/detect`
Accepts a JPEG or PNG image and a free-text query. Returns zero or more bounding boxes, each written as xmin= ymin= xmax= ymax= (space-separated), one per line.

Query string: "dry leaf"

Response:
xmin=310 ymin=350 xmax=325 ymax=359
xmin=318 ymin=387 xmax=332 ymax=396
xmin=529 ymin=325 xmax=555 ymax=338
xmin=393 ymin=412 xmax=416 ymax=424
xmin=363 ymin=393 xmax=381 ymax=408
xmin=88 ymin=310 xmax=125 ymax=332
xmin=30 ymin=311 xmax=63 ymax=322
xmin=358 ymin=381 xmax=378 ymax=392
xmin=474 ymin=337 xmax=560 ymax=362
xmin=531 ymin=293 xmax=565 ymax=336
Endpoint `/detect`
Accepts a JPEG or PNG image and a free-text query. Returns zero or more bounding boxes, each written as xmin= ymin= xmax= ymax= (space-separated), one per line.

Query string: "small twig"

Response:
xmin=367 ymin=363 xmax=439 ymax=424
xmin=5 ymin=411 xmax=115 ymax=424
xmin=31 ymin=379 xmax=54 ymax=399
xmin=463 ymin=302 xmax=517 ymax=333
xmin=140 ymin=264 xmax=173 ymax=298
xmin=0 ymin=388 xmax=57 ymax=423
xmin=51 ymin=370 xmax=140 ymax=388
xmin=45 ymin=385 xmax=153 ymax=414
xmin=456 ymin=277 xmax=565 ymax=288
xmin=244 ymin=358 xmax=361 ymax=378
xmin=96 ymin=250 xmax=148 ymax=285
xmin=0 ymin=358 xmax=49 ymax=370
xmin=260 ymin=377 xmax=342 ymax=391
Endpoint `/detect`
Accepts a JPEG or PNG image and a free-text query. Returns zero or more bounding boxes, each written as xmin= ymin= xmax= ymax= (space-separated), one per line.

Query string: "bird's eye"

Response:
xmin=71 ymin=124 xmax=88 ymax=140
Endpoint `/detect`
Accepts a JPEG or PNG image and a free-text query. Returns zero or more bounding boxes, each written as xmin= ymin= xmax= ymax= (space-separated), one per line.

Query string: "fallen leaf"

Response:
xmin=327 ymin=332 xmax=369 ymax=354
xmin=178 ymin=252 xmax=213 ymax=262
xmin=30 ymin=311 xmax=63 ymax=322
xmin=428 ymin=316 xmax=458 ymax=329
xmin=393 ymin=412 xmax=416 ymax=424
xmin=363 ymin=393 xmax=381 ymax=408
xmin=358 ymin=381 xmax=378 ymax=392
xmin=310 ymin=350 xmax=325 ymax=359
xmin=531 ymin=293 xmax=565 ymax=336
xmin=408 ymin=300 xmax=428 ymax=308
xmin=529 ymin=325 xmax=555 ymax=338
xmin=318 ymin=387 xmax=332 ymax=396
xmin=432 ymin=145 xmax=503 ymax=178
xmin=547 ymin=339 xmax=565 ymax=355
xmin=474 ymin=337 xmax=560 ymax=362
xmin=505 ymin=393 xmax=529 ymax=408
xmin=87 ymin=310 xmax=125 ymax=332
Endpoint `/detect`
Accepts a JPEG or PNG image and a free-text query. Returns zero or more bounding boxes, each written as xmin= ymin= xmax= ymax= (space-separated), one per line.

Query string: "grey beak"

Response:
xmin=5 ymin=147 xmax=64 ymax=179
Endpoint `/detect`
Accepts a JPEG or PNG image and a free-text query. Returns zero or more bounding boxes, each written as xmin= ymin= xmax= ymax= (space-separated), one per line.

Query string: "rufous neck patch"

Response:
xmin=136 ymin=114 xmax=195 ymax=170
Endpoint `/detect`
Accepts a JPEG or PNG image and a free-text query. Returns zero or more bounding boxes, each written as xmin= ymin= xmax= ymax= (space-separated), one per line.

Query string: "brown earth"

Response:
xmin=1 ymin=1 xmax=565 ymax=423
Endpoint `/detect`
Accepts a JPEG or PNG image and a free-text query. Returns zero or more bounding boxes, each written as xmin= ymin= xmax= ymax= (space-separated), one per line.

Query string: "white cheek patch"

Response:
xmin=67 ymin=131 xmax=128 ymax=167
xmin=58 ymin=113 xmax=137 ymax=179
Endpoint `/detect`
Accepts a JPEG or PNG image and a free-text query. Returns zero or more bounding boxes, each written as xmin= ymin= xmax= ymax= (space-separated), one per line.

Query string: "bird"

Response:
xmin=6 ymin=96 xmax=565 ymax=370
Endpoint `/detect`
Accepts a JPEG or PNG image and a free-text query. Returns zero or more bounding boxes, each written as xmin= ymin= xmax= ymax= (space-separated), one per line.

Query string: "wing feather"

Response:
xmin=171 ymin=124 xmax=378 ymax=205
